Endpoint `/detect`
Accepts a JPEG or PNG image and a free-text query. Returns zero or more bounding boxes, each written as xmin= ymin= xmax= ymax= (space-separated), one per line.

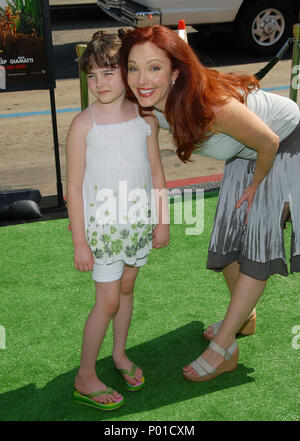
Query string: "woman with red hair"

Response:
xmin=119 ymin=25 xmax=300 ymax=382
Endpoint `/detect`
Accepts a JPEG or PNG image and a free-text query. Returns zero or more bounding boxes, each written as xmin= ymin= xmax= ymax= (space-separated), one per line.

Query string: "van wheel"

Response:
xmin=235 ymin=0 xmax=294 ymax=56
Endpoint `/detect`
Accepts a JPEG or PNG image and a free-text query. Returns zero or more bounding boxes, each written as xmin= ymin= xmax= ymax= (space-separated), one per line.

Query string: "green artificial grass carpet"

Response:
xmin=0 ymin=196 xmax=299 ymax=421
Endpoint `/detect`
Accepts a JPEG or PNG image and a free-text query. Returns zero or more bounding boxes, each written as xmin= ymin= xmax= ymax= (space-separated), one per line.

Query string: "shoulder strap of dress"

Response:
xmin=135 ymin=104 xmax=140 ymax=118
xmin=153 ymin=109 xmax=168 ymax=130
xmin=89 ymin=104 xmax=96 ymax=126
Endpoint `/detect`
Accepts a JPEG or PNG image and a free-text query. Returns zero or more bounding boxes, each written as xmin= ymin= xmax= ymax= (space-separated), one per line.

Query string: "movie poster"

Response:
xmin=0 ymin=0 xmax=54 ymax=92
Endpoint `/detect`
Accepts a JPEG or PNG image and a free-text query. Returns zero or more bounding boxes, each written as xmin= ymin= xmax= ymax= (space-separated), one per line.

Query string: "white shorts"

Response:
xmin=92 ymin=256 xmax=148 ymax=283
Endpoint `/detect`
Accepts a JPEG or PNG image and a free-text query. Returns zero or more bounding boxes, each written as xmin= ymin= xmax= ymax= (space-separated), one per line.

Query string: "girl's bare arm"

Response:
xmin=66 ymin=113 xmax=95 ymax=270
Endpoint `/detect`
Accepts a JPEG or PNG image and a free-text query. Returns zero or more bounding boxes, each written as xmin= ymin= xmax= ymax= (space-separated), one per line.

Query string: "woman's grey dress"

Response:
xmin=154 ymin=89 xmax=300 ymax=280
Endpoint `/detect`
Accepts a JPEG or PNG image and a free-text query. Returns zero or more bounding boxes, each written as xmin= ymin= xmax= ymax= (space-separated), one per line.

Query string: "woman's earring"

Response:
xmin=172 ymin=80 xmax=176 ymax=85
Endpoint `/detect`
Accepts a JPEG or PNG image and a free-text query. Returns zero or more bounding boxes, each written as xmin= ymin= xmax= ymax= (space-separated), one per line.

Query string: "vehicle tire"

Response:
xmin=235 ymin=0 xmax=295 ymax=56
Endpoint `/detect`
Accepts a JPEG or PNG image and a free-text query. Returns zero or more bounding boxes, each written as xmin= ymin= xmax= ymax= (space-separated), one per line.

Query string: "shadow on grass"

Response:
xmin=0 ymin=321 xmax=254 ymax=421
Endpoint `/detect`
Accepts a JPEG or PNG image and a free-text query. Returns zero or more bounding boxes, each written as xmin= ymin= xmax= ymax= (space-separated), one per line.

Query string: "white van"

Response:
xmin=97 ymin=0 xmax=300 ymax=55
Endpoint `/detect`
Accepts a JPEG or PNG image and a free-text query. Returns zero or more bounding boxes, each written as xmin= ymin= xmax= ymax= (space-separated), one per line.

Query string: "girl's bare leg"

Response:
xmin=205 ymin=261 xmax=256 ymax=338
xmin=183 ymin=273 xmax=266 ymax=376
xmin=74 ymin=279 xmax=123 ymax=404
xmin=112 ymin=265 xmax=143 ymax=385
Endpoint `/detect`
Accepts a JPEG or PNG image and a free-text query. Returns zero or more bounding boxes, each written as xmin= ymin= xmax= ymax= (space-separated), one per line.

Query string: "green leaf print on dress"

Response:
xmin=90 ymin=238 xmax=98 ymax=247
xmin=131 ymin=232 xmax=139 ymax=245
xmin=125 ymin=244 xmax=138 ymax=258
xmin=110 ymin=226 xmax=117 ymax=235
xmin=138 ymin=235 xmax=148 ymax=250
xmin=101 ymin=234 xmax=111 ymax=244
xmin=111 ymin=239 xmax=123 ymax=255
xmin=93 ymin=248 xmax=104 ymax=259
xmin=119 ymin=229 xmax=130 ymax=239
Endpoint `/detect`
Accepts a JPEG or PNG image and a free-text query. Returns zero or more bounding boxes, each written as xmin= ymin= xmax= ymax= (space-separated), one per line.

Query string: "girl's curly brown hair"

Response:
xmin=80 ymin=29 xmax=129 ymax=73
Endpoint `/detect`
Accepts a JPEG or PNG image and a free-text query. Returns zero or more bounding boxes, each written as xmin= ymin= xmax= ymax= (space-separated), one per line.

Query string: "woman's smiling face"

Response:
xmin=127 ymin=41 xmax=178 ymax=111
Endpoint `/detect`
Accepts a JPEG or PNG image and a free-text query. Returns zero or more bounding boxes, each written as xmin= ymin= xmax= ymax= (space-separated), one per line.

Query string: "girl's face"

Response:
xmin=127 ymin=42 xmax=178 ymax=112
xmin=87 ymin=65 xmax=125 ymax=105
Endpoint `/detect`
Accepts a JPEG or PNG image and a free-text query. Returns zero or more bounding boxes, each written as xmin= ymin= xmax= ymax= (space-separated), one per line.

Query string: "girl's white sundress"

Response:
xmin=83 ymin=104 xmax=155 ymax=265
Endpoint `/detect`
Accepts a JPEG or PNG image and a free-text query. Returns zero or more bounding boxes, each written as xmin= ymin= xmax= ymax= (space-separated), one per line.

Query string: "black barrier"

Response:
xmin=0 ymin=188 xmax=42 ymax=221
xmin=255 ymin=37 xmax=293 ymax=81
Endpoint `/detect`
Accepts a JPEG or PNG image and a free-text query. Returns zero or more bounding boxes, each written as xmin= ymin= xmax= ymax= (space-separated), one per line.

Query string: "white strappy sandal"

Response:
xmin=183 ymin=340 xmax=239 ymax=382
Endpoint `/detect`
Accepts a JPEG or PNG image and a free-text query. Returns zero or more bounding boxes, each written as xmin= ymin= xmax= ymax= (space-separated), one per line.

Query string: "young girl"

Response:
xmin=66 ymin=30 xmax=169 ymax=411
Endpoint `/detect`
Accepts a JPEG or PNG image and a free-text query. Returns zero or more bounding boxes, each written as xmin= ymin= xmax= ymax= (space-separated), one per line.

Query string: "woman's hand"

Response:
xmin=74 ymin=243 xmax=95 ymax=271
xmin=236 ymin=183 xmax=258 ymax=225
xmin=152 ymin=224 xmax=170 ymax=249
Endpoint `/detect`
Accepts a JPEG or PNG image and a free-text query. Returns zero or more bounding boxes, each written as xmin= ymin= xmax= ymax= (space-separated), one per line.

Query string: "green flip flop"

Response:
xmin=73 ymin=388 xmax=124 ymax=411
xmin=116 ymin=363 xmax=145 ymax=391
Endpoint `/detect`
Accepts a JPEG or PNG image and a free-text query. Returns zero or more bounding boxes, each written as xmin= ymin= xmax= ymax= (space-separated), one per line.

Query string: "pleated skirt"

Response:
xmin=207 ymin=123 xmax=300 ymax=280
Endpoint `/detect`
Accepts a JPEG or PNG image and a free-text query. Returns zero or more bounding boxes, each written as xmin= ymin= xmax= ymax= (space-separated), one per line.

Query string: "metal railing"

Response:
xmin=76 ymin=44 xmax=89 ymax=110
xmin=290 ymin=24 xmax=300 ymax=103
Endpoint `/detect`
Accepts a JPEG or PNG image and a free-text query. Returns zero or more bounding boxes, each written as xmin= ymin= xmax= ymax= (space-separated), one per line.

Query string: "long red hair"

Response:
xmin=119 ymin=25 xmax=260 ymax=162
